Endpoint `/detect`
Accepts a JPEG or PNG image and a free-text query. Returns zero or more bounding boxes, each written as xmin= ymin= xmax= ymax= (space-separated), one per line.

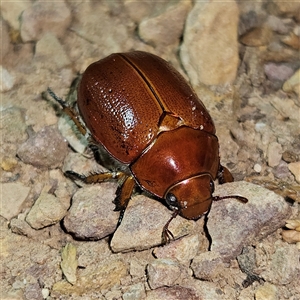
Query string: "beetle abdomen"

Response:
xmin=77 ymin=51 xmax=215 ymax=164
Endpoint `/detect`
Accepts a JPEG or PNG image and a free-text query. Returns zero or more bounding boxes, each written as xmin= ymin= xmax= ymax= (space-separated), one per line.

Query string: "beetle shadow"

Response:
xmin=203 ymin=211 xmax=213 ymax=249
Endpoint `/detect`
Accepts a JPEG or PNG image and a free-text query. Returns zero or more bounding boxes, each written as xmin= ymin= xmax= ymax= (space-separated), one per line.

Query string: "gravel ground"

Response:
xmin=1 ymin=1 xmax=300 ymax=300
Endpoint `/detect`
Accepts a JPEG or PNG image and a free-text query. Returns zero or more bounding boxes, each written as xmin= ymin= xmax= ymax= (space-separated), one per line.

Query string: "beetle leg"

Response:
xmin=65 ymin=170 xmax=135 ymax=208
xmin=114 ymin=175 xmax=136 ymax=211
xmin=65 ymin=170 xmax=136 ymax=226
xmin=113 ymin=175 xmax=136 ymax=227
xmin=47 ymin=88 xmax=87 ymax=136
xmin=217 ymin=164 xmax=234 ymax=184
xmin=65 ymin=170 xmax=120 ymax=183
xmin=162 ymin=210 xmax=179 ymax=244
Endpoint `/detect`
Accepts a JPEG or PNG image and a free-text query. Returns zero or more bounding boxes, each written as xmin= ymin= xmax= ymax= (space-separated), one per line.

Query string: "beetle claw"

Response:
xmin=161 ymin=210 xmax=179 ymax=245
xmin=162 ymin=228 xmax=175 ymax=245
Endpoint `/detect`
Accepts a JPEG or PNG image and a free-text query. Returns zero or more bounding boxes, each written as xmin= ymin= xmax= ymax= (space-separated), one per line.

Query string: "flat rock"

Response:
xmin=26 ymin=190 xmax=69 ymax=229
xmin=180 ymin=0 xmax=239 ymax=86
xmin=153 ymin=233 xmax=202 ymax=264
xmin=207 ymin=181 xmax=292 ymax=261
xmin=63 ymin=183 xmax=119 ymax=240
xmin=264 ymin=62 xmax=294 ymax=82
xmin=34 ymin=33 xmax=71 ymax=70
xmin=20 ymin=1 xmax=71 ymax=42
xmin=110 ymin=195 xmax=195 ymax=252
xmin=52 ymin=257 xmax=127 ymax=296
xmin=145 ymin=286 xmax=199 ymax=300
xmin=191 ymin=251 xmax=226 ymax=281
xmin=139 ymin=1 xmax=191 ymax=48
xmin=261 ymin=242 xmax=300 ymax=285
xmin=0 ymin=182 xmax=31 ymax=220
xmin=147 ymin=258 xmax=182 ymax=289
xmin=267 ymin=141 xmax=283 ymax=167
xmin=1 ymin=107 xmax=27 ymax=144
xmin=122 ymin=283 xmax=146 ymax=300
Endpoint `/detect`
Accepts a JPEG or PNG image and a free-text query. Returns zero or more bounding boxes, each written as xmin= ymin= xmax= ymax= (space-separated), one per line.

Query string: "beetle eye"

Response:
xmin=166 ymin=193 xmax=179 ymax=209
xmin=210 ymin=181 xmax=215 ymax=194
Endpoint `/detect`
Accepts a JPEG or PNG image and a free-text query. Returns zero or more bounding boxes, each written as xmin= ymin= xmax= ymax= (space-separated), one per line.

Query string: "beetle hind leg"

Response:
xmin=47 ymin=88 xmax=87 ymax=136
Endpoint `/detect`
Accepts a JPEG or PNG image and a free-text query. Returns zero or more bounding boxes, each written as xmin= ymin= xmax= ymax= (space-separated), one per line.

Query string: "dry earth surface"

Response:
xmin=1 ymin=1 xmax=300 ymax=300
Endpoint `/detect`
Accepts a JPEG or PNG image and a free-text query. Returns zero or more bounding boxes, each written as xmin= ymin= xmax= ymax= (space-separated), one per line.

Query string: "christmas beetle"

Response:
xmin=49 ymin=51 xmax=247 ymax=242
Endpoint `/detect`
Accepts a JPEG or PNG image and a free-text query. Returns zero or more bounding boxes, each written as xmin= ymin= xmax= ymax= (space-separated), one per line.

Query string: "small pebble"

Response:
xmin=61 ymin=243 xmax=78 ymax=285
xmin=17 ymin=126 xmax=68 ymax=169
xmin=41 ymin=288 xmax=50 ymax=299
xmin=255 ymin=283 xmax=278 ymax=300
xmin=283 ymin=69 xmax=300 ymax=96
xmin=147 ymin=259 xmax=182 ymax=289
xmin=288 ymin=162 xmax=300 ymax=183
xmin=267 ymin=141 xmax=283 ymax=167
xmin=145 ymin=286 xmax=198 ymax=300
xmin=254 ymin=163 xmax=262 ymax=173
xmin=0 ymin=66 xmax=15 ymax=92
xmin=264 ymin=63 xmax=294 ymax=82
xmin=1 ymin=156 xmax=18 ymax=171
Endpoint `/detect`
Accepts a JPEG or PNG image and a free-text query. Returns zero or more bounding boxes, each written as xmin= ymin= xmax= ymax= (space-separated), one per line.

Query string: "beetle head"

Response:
xmin=164 ymin=174 xmax=214 ymax=219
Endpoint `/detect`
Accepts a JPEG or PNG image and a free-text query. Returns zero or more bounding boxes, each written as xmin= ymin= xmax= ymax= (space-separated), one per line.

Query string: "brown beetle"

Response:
xmin=49 ymin=51 xmax=247 ymax=242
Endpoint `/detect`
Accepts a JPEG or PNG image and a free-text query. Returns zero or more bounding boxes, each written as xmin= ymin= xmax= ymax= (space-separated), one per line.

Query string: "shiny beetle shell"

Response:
xmin=77 ymin=51 xmax=224 ymax=219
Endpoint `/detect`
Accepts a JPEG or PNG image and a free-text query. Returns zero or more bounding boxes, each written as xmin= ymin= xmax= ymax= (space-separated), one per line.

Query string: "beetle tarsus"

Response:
xmin=116 ymin=208 xmax=126 ymax=227
xmin=162 ymin=228 xmax=174 ymax=245
xmin=162 ymin=210 xmax=179 ymax=244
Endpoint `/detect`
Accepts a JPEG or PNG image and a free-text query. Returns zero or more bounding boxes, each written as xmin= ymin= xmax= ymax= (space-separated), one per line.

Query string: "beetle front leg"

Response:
xmin=113 ymin=175 xmax=136 ymax=226
xmin=217 ymin=164 xmax=234 ymax=184
xmin=114 ymin=175 xmax=136 ymax=211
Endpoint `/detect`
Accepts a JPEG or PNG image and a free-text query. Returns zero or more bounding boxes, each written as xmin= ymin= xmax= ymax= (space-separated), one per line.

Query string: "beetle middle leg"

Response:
xmin=66 ymin=170 xmax=136 ymax=225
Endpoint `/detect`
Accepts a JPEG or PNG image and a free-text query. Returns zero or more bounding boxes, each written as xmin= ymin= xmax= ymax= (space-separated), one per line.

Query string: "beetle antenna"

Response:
xmin=213 ymin=195 xmax=248 ymax=203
